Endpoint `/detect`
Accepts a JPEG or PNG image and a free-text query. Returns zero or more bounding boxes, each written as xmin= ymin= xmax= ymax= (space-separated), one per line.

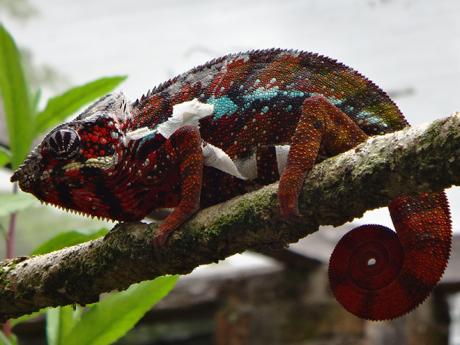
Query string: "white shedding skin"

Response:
xmin=234 ymin=153 xmax=257 ymax=180
xmin=157 ymin=98 xmax=214 ymax=139
xmin=124 ymin=99 xmax=291 ymax=180
xmin=126 ymin=127 xmax=156 ymax=141
xmin=231 ymin=145 xmax=291 ymax=180
xmin=202 ymin=143 xmax=247 ymax=180
xmin=275 ymin=145 xmax=290 ymax=174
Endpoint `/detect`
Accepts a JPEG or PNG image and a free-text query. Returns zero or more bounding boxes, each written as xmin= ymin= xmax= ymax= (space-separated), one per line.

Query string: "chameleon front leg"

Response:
xmin=278 ymin=95 xmax=368 ymax=217
xmin=154 ymin=125 xmax=204 ymax=247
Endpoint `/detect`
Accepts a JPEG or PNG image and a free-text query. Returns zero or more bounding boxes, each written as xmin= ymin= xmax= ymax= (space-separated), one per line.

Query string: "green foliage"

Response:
xmin=0 ymin=24 xmax=179 ymax=345
xmin=10 ymin=309 xmax=46 ymax=327
xmin=0 ymin=25 xmax=126 ymax=168
xmin=9 ymin=276 xmax=179 ymax=345
xmin=0 ymin=193 xmax=39 ymax=218
xmin=35 ymin=76 xmax=127 ymax=135
xmin=46 ymin=306 xmax=83 ymax=345
xmin=47 ymin=276 xmax=178 ymax=345
xmin=0 ymin=147 xmax=11 ymax=167
xmin=31 ymin=89 xmax=41 ymax=113
xmin=0 ymin=25 xmax=34 ymax=169
xmin=32 ymin=228 xmax=108 ymax=255
xmin=0 ymin=331 xmax=17 ymax=345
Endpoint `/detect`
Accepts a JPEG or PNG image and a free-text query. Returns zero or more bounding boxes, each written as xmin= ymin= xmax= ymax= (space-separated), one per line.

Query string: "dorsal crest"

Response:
xmin=77 ymin=92 xmax=131 ymax=122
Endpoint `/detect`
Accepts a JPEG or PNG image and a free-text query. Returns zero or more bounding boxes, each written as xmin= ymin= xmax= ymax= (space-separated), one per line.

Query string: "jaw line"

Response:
xmin=39 ymin=200 xmax=116 ymax=223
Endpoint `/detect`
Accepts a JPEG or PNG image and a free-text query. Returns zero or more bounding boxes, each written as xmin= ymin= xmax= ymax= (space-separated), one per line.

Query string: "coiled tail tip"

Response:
xmin=328 ymin=224 xmax=436 ymax=321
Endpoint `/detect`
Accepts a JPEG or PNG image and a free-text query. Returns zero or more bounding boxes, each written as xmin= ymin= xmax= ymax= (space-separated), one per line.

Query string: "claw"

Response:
xmin=278 ymin=189 xmax=301 ymax=219
xmin=152 ymin=228 xmax=171 ymax=251
xmin=151 ymin=221 xmax=181 ymax=260
xmin=280 ymin=203 xmax=300 ymax=219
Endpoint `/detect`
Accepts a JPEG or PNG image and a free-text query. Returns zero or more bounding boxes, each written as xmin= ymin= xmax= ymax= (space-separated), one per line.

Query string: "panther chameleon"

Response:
xmin=11 ymin=49 xmax=452 ymax=320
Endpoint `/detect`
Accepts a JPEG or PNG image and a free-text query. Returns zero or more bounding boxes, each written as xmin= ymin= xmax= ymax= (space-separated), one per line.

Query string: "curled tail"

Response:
xmin=328 ymin=192 xmax=452 ymax=320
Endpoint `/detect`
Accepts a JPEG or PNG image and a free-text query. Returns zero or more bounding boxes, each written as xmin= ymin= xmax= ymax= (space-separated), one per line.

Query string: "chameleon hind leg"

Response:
xmin=278 ymin=95 xmax=368 ymax=217
xmin=286 ymin=98 xmax=453 ymax=319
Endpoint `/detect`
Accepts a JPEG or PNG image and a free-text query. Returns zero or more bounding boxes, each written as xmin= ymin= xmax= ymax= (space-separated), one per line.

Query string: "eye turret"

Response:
xmin=46 ymin=128 xmax=81 ymax=159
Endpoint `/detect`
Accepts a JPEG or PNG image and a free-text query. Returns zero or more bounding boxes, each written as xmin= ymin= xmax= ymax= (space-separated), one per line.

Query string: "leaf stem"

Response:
xmin=3 ymin=182 xmax=18 ymax=337
xmin=5 ymin=183 xmax=18 ymax=259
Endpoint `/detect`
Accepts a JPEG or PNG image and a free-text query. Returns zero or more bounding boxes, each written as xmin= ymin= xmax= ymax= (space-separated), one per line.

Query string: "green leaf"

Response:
xmin=0 ymin=224 xmax=6 ymax=239
xmin=32 ymin=89 xmax=41 ymax=115
xmin=63 ymin=276 xmax=178 ymax=345
xmin=47 ymin=306 xmax=82 ymax=345
xmin=10 ymin=309 xmax=46 ymax=327
xmin=0 ymin=25 xmax=34 ymax=169
xmin=0 ymin=332 xmax=12 ymax=345
xmin=32 ymin=228 xmax=108 ymax=255
xmin=0 ymin=331 xmax=17 ymax=345
xmin=35 ymin=76 xmax=127 ymax=134
xmin=0 ymin=193 xmax=40 ymax=218
xmin=0 ymin=147 xmax=11 ymax=167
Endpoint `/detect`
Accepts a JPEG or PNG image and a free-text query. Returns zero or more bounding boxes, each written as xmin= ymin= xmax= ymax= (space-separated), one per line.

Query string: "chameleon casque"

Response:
xmin=11 ymin=49 xmax=451 ymax=320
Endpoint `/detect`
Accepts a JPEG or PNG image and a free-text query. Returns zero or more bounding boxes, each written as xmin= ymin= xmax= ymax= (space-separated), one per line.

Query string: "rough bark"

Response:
xmin=1 ymin=112 xmax=460 ymax=321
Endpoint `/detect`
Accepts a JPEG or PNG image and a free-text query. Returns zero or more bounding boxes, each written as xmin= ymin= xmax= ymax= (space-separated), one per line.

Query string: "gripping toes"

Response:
xmin=278 ymin=167 xmax=304 ymax=218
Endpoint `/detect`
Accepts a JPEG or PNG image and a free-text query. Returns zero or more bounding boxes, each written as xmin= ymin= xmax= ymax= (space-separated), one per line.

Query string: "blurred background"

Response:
xmin=0 ymin=0 xmax=459 ymax=344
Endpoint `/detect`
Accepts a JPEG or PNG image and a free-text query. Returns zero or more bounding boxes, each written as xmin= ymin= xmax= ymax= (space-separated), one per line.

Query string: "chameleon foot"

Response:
xmin=152 ymin=227 xmax=173 ymax=251
xmin=278 ymin=189 xmax=301 ymax=219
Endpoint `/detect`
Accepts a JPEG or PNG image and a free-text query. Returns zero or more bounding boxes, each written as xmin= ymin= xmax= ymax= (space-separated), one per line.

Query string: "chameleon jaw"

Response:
xmin=40 ymin=200 xmax=116 ymax=222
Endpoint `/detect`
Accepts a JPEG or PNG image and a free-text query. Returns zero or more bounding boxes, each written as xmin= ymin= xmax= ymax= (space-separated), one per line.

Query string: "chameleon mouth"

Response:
xmin=40 ymin=200 xmax=116 ymax=223
xmin=10 ymin=148 xmax=43 ymax=188
xmin=11 ymin=165 xmax=38 ymax=192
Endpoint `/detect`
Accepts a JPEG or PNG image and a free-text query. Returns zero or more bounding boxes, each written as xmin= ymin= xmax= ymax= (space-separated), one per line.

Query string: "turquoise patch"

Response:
xmin=207 ymin=96 xmax=238 ymax=119
xmin=241 ymin=88 xmax=306 ymax=112
xmin=355 ymin=110 xmax=386 ymax=126
xmin=243 ymin=87 xmax=279 ymax=104
xmin=283 ymin=90 xmax=305 ymax=98
xmin=208 ymin=87 xmax=315 ymax=120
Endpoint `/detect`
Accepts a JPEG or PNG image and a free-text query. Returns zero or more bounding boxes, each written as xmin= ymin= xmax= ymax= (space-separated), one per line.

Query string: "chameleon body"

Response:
xmin=11 ymin=49 xmax=451 ymax=320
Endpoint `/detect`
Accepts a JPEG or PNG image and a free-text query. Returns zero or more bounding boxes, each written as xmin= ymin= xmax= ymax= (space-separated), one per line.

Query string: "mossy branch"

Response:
xmin=1 ymin=113 xmax=460 ymax=321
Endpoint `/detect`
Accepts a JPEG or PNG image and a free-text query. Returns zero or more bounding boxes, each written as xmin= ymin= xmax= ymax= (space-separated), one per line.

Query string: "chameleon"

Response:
xmin=11 ymin=48 xmax=451 ymax=320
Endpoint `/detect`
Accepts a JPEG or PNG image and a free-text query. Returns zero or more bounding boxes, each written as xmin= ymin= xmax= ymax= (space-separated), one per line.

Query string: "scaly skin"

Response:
xmin=11 ymin=49 xmax=451 ymax=320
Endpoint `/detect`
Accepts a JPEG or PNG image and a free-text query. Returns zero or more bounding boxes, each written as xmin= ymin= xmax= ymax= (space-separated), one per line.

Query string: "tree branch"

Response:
xmin=1 ymin=113 xmax=460 ymax=321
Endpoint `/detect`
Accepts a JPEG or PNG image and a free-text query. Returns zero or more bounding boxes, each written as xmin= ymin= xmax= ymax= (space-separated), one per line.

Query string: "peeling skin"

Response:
xmin=1 ymin=113 xmax=460 ymax=321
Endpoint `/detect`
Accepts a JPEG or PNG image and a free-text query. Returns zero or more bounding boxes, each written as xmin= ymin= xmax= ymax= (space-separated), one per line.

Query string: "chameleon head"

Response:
xmin=10 ymin=93 xmax=135 ymax=219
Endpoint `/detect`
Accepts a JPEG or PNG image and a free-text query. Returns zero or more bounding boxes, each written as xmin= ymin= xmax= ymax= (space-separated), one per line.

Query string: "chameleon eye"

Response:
xmin=47 ymin=128 xmax=81 ymax=159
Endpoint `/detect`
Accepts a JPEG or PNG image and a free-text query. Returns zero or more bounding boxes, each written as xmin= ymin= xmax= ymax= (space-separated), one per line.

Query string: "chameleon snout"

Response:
xmin=10 ymin=155 xmax=43 ymax=192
